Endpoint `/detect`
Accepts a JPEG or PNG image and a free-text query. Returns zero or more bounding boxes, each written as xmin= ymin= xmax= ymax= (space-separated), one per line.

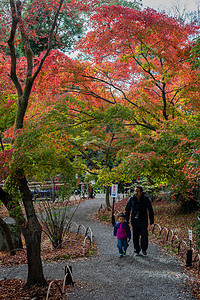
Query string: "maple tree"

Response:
xmin=0 ymin=1 xmax=199 ymax=289
xmin=0 ymin=0 xmax=135 ymax=288
xmin=0 ymin=0 xmax=87 ymax=288
xmin=0 ymin=0 xmax=69 ymax=287
xmin=14 ymin=4 xmax=199 ymax=200
xmin=62 ymin=5 xmax=200 ymax=197
xmin=29 ymin=2 xmax=199 ymax=204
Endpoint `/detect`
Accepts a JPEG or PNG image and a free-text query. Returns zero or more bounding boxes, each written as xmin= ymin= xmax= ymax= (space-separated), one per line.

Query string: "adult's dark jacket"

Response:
xmin=125 ymin=193 xmax=154 ymax=226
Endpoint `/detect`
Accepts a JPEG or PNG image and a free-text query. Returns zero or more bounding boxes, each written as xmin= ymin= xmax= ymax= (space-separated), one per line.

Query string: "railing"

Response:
xmin=46 ymin=264 xmax=75 ymax=300
xmin=67 ymin=222 xmax=94 ymax=256
xmin=151 ymin=223 xmax=200 ymax=273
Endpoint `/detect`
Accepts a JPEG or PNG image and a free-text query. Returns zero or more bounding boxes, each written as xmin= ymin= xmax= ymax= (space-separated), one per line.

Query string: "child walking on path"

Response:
xmin=114 ymin=213 xmax=131 ymax=257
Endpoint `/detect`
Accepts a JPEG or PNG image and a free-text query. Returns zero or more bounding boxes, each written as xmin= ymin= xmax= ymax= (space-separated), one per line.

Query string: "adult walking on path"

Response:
xmin=125 ymin=185 xmax=154 ymax=256
xmin=0 ymin=195 xmax=193 ymax=299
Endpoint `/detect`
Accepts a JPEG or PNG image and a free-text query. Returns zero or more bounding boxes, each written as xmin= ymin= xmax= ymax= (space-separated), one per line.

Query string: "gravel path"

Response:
xmin=0 ymin=194 xmax=194 ymax=299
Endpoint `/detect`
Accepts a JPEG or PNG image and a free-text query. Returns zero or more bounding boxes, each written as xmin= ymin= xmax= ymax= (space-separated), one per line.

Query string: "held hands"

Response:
xmin=150 ymin=222 xmax=154 ymax=231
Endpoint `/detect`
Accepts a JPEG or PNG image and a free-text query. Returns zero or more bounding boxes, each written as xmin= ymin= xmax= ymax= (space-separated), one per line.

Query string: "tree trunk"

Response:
xmin=105 ymin=186 xmax=111 ymax=209
xmin=0 ymin=217 xmax=16 ymax=255
xmin=22 ymin=221 xmax=46 ymax=287
xmin=0 ymin=176 xmax=46 ymax=287
xmin=18 ymin=173 xmax=46 ymax=287
xmin=5 ymin=0 xmax=66 ymax=287
xmin=88 ymin=184 xmax=94 ymax=199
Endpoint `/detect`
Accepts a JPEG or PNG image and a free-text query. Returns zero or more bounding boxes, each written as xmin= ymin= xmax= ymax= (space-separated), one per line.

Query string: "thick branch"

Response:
xmin=17 ymin=1 xmax=33 ymax=78
xmin=16 ymin=169 xmax=36 ymax=219
xmin=15 ymin=78 xmax=34 ymax=131
xmin=132 ymin=52 xmax=169 ymax=120
xmin=105 ymin=132 xmax=115 ymax=165
xmin=0 ymin=133 xmax=4 ymax=151
xmin=7 ymin=0 xmax=23 ymax=96
xmin=0 ymin=186 xmax=25 ymax=225
xmin=160 ymin=58 xmax=168 ymax=120
xmin=32 ymin=0 xmax=64 ymax=81
xmin=71 ymin=141 xmax=100 ymax=170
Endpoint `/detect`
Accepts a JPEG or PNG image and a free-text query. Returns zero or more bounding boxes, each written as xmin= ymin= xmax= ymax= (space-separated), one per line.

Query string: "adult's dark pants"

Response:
xmin=132 ymin=221 xmax=148 ymax=253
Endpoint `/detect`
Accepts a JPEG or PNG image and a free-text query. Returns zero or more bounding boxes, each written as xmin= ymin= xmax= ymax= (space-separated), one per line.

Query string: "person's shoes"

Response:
xmin=119 ymin=254 xmax=123 ymax=258
xmin=123 ymin=250 xmax=126 ymax=255
xmin=134 ymin=248 xmax=140 ymax=253
xmin=135 ymin=252 xmax=140 ymax=256
xmin=142 ymin=250 xmax=147 ymax=256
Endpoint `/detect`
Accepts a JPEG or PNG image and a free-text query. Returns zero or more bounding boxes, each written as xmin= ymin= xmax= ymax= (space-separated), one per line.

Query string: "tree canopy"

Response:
xmin=62 ymin=5 xmax=200 ymax=194
xmin=0 ymin=1 xmax=199 ymax=288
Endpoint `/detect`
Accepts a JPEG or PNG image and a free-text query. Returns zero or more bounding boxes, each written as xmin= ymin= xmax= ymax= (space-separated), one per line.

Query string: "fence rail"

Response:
xmin=67 ymin=222 xmax=94 ymax=256
xmin=151 ymin=223 xmax=200 ymax=273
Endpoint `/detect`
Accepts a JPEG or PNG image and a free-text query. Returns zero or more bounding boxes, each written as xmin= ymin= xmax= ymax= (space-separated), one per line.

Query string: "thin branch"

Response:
xmin=105 ymin=132 xmax=115 ymax=165
xmin=65 ymin=86 xmax=116 ymax=105
xmin=125 ymin=121 xmax=156 ymax=131
xmin=83 ymin=75 xmax=139 ymax=108
xmin=143 ymin=87 xmax=160 ymax=98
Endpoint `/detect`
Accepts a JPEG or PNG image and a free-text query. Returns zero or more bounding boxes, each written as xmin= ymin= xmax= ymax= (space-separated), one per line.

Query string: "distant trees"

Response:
xmin=15 ymin=0 xmax=85 ymax=56
xmin=154 ymin=0 xmax=200 ymax=24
